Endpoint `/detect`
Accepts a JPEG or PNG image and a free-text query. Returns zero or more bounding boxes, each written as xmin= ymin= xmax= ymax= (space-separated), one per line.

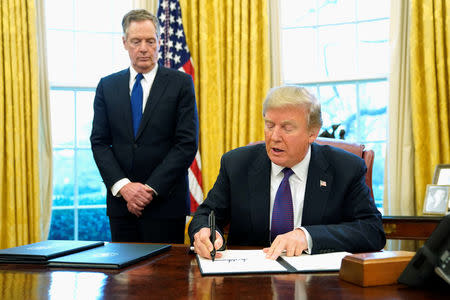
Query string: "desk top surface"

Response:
xmin=0 ymin=245 xmax=445 ymax=299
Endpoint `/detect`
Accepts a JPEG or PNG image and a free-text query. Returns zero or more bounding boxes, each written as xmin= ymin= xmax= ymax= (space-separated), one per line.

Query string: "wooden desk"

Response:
xmin=382 ymin=216 xmax=442 ymax=240
xmin=0 ymin=245 xmax=445 ymax=299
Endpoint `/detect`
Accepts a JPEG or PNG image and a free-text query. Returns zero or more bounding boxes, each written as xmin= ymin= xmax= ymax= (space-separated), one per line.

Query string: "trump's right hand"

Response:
xmin=193 ymin=227 xmax=224 ymax=259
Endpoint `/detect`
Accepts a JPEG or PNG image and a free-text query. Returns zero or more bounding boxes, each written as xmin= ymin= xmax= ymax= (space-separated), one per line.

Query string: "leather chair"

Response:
xmin=314 ymin=137 xmax=375 ymax=201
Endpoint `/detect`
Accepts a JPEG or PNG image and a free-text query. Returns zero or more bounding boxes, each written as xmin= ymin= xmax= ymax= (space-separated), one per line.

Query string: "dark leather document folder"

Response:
xmin=0 ymin=240 xmax=104 ymax=264
xmin=48 ymin=243 xmax=171 ymax=269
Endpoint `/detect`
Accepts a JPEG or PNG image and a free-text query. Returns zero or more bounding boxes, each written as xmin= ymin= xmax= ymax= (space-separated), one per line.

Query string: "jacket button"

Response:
xmin=133 ymin=143 xmax=138 ymax=149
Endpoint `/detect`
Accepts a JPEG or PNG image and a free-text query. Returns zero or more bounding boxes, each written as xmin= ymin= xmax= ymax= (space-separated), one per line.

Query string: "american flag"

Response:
xmin=157 ymin=0 xmax=204 ymax=214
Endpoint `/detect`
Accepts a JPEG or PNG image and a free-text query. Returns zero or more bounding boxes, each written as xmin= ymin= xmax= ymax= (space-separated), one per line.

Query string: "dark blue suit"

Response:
xmin=189 ymin=143 xmax=385 ymax=254
xmin=91 ymin=66 xmax=198 ymax=242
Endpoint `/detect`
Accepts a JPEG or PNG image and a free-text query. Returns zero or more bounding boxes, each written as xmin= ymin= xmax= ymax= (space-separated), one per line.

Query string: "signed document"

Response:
xmin=197 ymin=250 xmax=287 ymax=275
xmin=197 ymin=250 xmax=351 ymax=276
xmin=281 ymin=251 xmax=351 ymax=272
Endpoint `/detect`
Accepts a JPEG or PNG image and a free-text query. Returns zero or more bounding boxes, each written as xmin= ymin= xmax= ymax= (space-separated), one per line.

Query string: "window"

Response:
xmin=45 ymin=0 xmax=132 ymax=240
xmin=280 ymin=0 xmax=391 ymax=209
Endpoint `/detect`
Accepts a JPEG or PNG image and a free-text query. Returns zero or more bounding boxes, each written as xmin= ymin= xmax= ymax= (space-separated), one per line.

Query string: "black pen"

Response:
xmin=209 ymin=210 xmax=216 ymax=261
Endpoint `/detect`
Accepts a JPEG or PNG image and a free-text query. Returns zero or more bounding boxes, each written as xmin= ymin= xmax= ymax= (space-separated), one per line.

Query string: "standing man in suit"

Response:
xmin=91 ymin=9 xmax=198 ymax=243
xmin=189 ymin=86 xmax=385 ymax=259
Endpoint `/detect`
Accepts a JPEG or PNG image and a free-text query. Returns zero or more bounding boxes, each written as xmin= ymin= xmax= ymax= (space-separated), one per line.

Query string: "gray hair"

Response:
xmin=262 ymin=85 xmax=322 ymax=130
xmin=122 ymin=9 xmax=160 ymax=38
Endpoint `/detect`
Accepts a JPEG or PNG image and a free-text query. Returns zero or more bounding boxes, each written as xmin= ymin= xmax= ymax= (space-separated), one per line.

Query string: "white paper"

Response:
xmin=197 ymin=250 xmax=287 ymax=274
xmin=281 ymin=251 xmax=351 ymax=271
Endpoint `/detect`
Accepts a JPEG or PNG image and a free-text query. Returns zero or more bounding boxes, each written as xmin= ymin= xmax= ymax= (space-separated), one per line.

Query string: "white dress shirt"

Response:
xmin=111 ymin=65 xmax=158 ymax=197
xmin=269 ymin=145 xmax=313 ymax=253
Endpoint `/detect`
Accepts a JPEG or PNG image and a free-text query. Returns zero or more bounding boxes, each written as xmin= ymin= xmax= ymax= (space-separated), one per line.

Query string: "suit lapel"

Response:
xmin=136 ymin=66 xmax=168 ymax=139
xmin=302 ymin=143 xmax=333 ymax=225
xmin=248 ymin=145 xmax=272 ymax=243
xmin=116 ymin=69 xmax=134 ymax=138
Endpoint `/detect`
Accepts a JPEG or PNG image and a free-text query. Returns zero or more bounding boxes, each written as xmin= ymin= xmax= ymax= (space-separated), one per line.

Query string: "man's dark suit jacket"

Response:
xmin=189 ymin=143 xmax=386 ymax=254
xmin=90 ymin=66 xmax=198 ymax=219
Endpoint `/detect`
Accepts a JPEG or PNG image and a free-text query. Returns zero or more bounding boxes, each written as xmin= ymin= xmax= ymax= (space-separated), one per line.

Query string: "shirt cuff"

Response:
xmin=299 ymin=227 xmax=313 ymax=254
xmin=111 ymin=178 xmax=131 ymax=197
xmin=145 ymin=184 xmax=158 ymax=196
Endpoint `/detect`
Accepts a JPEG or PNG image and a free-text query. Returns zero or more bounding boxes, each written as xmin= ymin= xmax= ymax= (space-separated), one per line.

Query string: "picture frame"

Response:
xmin=432 ymin=164 xmax=450 ymax=185
xmin=423 ymin=184 xmax=450 ymax=215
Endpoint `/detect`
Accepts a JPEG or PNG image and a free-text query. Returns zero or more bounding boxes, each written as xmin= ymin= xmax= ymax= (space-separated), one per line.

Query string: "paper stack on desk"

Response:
xmin=197 ymin=250 xmax=350 ymax=276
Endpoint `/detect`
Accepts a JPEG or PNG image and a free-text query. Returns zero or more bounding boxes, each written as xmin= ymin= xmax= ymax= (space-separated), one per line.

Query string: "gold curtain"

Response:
xmin=410 ymin=0 xmax=450 ymax=214
xmin=133 ymin=0 xmax=158 ymax=13
xmin=180 ymin=0 xmax=271 ymax=193
xmin=0 ymin=0 xmax=40 ymax=247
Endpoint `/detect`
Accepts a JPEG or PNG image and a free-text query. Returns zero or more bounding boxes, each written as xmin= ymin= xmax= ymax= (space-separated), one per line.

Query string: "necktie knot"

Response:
xmin=282 ymin=168 xmax=294 ymax=179
xmin=135 ymin=73 xmax=143 ymax=82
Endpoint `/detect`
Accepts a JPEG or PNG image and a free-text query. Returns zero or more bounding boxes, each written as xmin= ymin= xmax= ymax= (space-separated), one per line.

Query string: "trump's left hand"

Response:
xmin=263 ymin=228 xmax=308 ymax=260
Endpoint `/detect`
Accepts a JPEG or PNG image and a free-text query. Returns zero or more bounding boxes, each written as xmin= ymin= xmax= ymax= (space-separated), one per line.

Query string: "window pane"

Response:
xmin=78 ymin=208 xmax=111 ymax=241
xmin=53 ymin=149 xmax=74 ymax=207
xmin=366 ymin=142 xmax=386 ymax=208
xmin=77 ymin=149 xmax=106 ymax=206
xmin=112 ymin=34 xmax=131 ymax=71
xmin=48 ymin=209 xmax=74 ymax=240
xmin=357 ymin=0 xmax=390 ymax=20
xmin=75 ymin=0 xmax=113 ymax=33
xmin=45 ymin=0 xmax=74 ymax=30
xmin=75 ymin=32 xmax=115 ymax=86
xmin=318 ymin=84 xmax=357 ymax=140
xmin=50 ymin=90 xmax=75 ymax=147
xmin=280 ymin=0 xmax=316 ymax=27
xmin=359 ymin=81 xmax=388 ymax=142
xmin=111 ymin=0 xmax=133 ymax=32
xmin=318 ymin=24 xmax=357 ymax=80
xmin=76 ymin=91 xmax=95 ymax=148
xmin=357 ymin=20 xmax=390 ymax=76
xmin=318 ymin=0 xmax=356 ymax=25
xmin=46 ymin=30 xmax=75 ymax=85
xmin=281 ymin=28 xmax=318 ymax=83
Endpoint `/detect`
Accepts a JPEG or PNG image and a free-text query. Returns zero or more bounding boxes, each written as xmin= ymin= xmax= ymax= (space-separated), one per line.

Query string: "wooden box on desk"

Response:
xmin=339 ymin=251 xmax=415 ymax=287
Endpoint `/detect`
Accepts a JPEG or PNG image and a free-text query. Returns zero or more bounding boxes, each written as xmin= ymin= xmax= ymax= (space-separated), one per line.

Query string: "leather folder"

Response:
xmin=339 ymin=251 xmax=415 ymax=287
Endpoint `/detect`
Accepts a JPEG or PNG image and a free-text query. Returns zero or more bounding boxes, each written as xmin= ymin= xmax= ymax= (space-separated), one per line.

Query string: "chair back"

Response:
xmin=315 ymin=137 xmax=375 ymax=200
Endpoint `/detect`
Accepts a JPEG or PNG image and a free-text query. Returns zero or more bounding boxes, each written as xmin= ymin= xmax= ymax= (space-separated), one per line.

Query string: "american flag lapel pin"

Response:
xmin=320 ymin=180 xmax=327 ymax=187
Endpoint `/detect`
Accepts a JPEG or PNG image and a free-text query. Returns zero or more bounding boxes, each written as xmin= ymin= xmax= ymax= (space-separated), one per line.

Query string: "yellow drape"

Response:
xmin=410 ymin=0 xmax=450 ymax=214
xmin=180 ymin=0 xmax=271 ymax=193
xmin=0 ymin=0 xmax=40 ymax=247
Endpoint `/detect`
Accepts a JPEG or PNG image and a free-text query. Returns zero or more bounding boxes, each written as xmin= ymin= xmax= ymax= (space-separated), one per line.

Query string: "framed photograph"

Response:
xmin=432 ymin=164 xmax=450 ymax=185
xmin=423 ymin=184 xmax=450 ymax=215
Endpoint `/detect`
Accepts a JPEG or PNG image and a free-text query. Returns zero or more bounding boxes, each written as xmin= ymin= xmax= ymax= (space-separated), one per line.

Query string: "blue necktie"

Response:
xmin=131 ymin=73 xmax=144 ymax=137
xmin=271 ymin=168 xmax=294 ymax=242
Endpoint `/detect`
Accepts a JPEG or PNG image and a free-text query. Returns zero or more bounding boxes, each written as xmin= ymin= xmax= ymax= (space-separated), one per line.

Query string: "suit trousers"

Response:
xmin=109 ymin=215 xmax=185 ymax=244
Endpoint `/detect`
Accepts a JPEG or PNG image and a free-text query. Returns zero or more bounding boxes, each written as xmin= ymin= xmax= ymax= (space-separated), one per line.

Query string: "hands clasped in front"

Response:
xmin=120 ymin=182 xmax=154 ymax=217
xmin=193 ymin=227 xmax=308 ymax=260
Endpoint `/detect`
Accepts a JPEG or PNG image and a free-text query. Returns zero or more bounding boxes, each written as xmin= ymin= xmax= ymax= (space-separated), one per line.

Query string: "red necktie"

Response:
xmin=271 ymin=168 xmax=294 ymax=242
